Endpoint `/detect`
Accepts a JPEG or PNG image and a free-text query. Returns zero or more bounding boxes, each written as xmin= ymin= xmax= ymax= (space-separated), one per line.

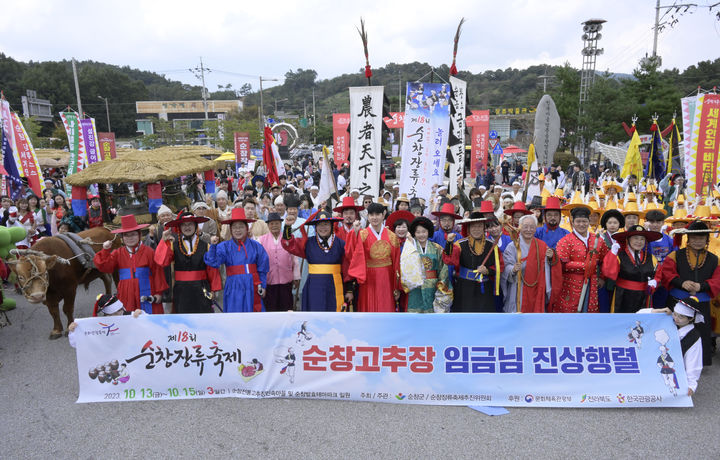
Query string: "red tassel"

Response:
xmin=650 ymin=123 xmax=658 ymax=132
xmin=450 ymin=62 xmax=458 ymax=76
xmin=365 ymin=65 xmax=372 ymax=78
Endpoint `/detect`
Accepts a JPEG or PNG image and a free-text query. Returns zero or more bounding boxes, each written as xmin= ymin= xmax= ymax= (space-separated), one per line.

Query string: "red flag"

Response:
xmin=262 ymin=126 xmax=279 ymax=186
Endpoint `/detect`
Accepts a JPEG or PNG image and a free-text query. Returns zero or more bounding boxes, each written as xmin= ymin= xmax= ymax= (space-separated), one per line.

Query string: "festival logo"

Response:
xmin=616 ymin=393 xmax=626 ymax=403
xmin=238 ymin=359 xmax=264 ymax=382
xmin=84 ymin=322 xmax=120 ymax=337
xmin=580 ymin=394 xmax=587 ymax=403
xmin=88 ymin=359 xmax=130 ymax=385
xmin=395 ymin=393 xmax=406 ymax=400
xmin=524 ymin=394 xmax=534 ymax=403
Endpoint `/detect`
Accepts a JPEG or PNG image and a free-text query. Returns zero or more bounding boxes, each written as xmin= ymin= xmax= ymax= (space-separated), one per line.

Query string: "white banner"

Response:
xmin=73 ymin=312 xmax=692 ymax=407
xmin=448 ymin=77 xmax=467 ymax=197
xmin=398 ymin=82 xmax=452 ymax=201
xmin=349 ymin=86 xmax=384 ymax=197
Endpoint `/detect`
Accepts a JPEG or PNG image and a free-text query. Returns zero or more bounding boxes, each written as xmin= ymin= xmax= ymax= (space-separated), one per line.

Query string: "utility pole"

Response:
xmin=258 ymin=76 xmax=278 ymax=131
xmin=190 ymin=57 xmax=210 ymax=120
xmin=71 ymin=58 xmax=83 ymax=116
xmin=653 ymin=0 xmax=661 ymax=58
xmin=97 ymin=95 xmax=111 ymax=132
xmin=649 ymin=1 xmax=700 ymax=68
xmin=538 ymin=72 xmax=554 ymax=93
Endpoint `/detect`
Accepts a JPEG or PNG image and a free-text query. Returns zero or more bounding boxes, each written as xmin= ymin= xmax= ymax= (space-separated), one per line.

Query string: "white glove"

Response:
xmin=647 ymin=279 xmax=657 ymax=289
xmin=611 ymin=242 xmax=621 ymax=255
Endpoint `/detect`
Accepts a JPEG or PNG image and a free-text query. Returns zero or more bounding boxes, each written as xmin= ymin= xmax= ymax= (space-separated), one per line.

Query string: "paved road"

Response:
xmin=1 ymin=278 xmax=718 ymax=459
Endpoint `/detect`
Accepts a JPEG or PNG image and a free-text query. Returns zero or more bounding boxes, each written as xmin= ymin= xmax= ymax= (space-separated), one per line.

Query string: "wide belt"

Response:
xmin=615 ymin=279 xmax=647 ymax=291
xmin=457 ymin=266 xmax=488 ymax=283
xmin=226 ymin=264 xmax=258 ymax=276
xmin=669 ymin=288 xmax=711 ymax=302
xmin=425 ymin=270 xmax=437 ymax=279
xmin=175 ymin=270 xmax=208 ymax=282
xmin=118 ymin=267 xmax=152 ymax=314
xmin=308 ymin=264 xmax=344 ymax=311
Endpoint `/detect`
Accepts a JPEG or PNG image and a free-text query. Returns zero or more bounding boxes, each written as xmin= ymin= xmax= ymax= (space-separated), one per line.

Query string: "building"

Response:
xmin=135 ymin=100 xmax=243 ymax=145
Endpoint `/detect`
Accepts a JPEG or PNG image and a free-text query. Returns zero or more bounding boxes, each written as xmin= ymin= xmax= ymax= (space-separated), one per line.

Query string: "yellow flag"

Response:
xmin=526 ymin=143 xmax=536 ymax=167
xmin=621 ymin=130 xmax=643 ymax=179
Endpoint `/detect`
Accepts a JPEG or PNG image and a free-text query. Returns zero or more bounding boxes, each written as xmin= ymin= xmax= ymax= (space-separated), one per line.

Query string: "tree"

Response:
xmin=549 ymin=63 xmax=580 ymax=153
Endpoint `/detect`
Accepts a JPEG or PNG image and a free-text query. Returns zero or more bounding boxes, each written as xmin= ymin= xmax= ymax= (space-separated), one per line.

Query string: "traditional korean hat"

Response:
xmin=643 ymin=183 xmax=662 ymax=196
xmin=432 ymin=202 xmax=462 ymax=220
xmin=540 ymin=187 xmax=551 ymax=206
xmin=569 ymin=205 xmax=592 ymax=220
xmin=504 ymin=201 xmax=532 ymax=217
xmin=395 ymin=193 xmax=410 ymax=204
xmin=688 ymin=204 xmax=718 ymax=224
xmin=621 ymin=200 xmax=645 ymax=218
xmin=385 ymin=210 xmax=415 ymax=231
xmin=561 ymin=191 xmax=586 ymax=216
xmin=333 ymin=196 xmax=364 ymax=213
xmin=612 ymin=224 xmax=662 ymax=245
xmin=112 ymin=214 xmax=149 ymax=234
xmin=553 ymin=188 xmax=565 ymax=199
xmin=252 ymin=174 xmax=265 ymax=185
xmin=644 ymin=209 xmax=667 ymax=222
xmin=603 ymin=180 xmax=623 ymax=193
xmin=604 ymin=197 xmax=619 ymax=211
xmin=600 ymin=209 xmax=625 ymax=229
xmin=673 ymin=296 xmax=705 ymax=323
xmin=528 ymin=196 xmax=543 ymax=210
xmin=711 ymin=201 xmax=720 ymax=218
xmin=643 ymin=199 xmax=666 ymax=217
xmin=477 ymin=200 xmax=495 ymax=214
xmin=265 ymin=212 xmax=283 ymax=223
xmin=92 ymin=293 xmax=124 ymax=317
xmin=671 ymin=219 xmax=714 ymax=235
xmin=220 ymin=207 xmax=256 ymax=225
xmin=457 ymin=211 xmax=488 ymax=226
xmin=304 ymin=210 xmax=342 ymax=226
xmin=587 ymin=195 xmax=601 ymax=215
xmin=665 ymin=207 xmax=692 ymax=225
xmin=409 ymin=216 xmax=435 ymax=237
xmin=165 ymin=211 xmax=209 ymax=228
xmin=543 ymin=196 xmax=562 ymax=212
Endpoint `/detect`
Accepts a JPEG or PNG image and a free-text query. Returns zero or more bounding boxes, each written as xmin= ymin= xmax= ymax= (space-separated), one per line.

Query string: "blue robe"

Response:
xmin=204 ymin=238 xmax=269 ymax=313
xmin=650 ymin=233 xmax=676 ymax=308
xmin=534 ymin=225 xmax=569 ymax=249
xmin=430 ymin=228 xmax=461 ymax=247
xmin=302 ymin=236 xmax=346 ymax=312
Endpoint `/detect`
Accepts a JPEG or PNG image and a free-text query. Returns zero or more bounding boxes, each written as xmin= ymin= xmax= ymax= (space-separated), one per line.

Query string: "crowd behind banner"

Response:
xmin=1 ymin=153 xmax=717 ymax=396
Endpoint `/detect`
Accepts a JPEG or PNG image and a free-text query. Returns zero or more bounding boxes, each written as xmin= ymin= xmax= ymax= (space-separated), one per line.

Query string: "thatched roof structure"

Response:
xmin=64 ymin=146 xmax=221 ymax=186
xmin=35 ymin=149 xmax=70 ymax=167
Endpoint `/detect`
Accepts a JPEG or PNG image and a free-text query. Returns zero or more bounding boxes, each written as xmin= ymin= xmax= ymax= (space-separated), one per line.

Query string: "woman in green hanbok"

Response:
xmin=400 ymin=216 xmax=453 ymax=313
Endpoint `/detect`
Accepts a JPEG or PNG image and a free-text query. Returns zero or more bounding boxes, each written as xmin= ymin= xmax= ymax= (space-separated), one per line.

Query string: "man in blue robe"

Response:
xmin=645 ymin=209 xmax=676 ymax=308
xmin=205 ymin=208 xmax=269 ymax=312
xmin=534 ymin=196 xmax=569 ymax=249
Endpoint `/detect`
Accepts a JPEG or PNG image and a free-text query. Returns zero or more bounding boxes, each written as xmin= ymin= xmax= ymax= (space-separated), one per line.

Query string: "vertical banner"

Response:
xmin=60 ymin=111 xmax=81 ymax=195
xmin=204 ymin=170 xmax=216 ymax=195
xmin=234 ymin=132 xmax=250 ymax=165
xmin=147 ymin=183 xmax=163 ymax=214
xmin=448 ymin=77 xmax=467 ymax=196
xmin=80 ymin=118 xmax=100 ymax=165
xmin=10 ymin=113 xmax=44 ymax=196
xmin=349 ymin=86 xmax=384 ymax=197
xmin=332 ymin=113 xmax=350 ymax=168
xmin=692 ymin=94 xmax=720 ymax=196
xmin=71 ymin=186 xmax=88 ymax=216
xmin=98 ymin=132 xmax=117 ymax=160
xmin=467 ymin=110 xmax=490 ymax=178
xmin=682 ymin=96 xmax=699 ymax=197
xmin=398 ymin=82 xmax=452 ymax=200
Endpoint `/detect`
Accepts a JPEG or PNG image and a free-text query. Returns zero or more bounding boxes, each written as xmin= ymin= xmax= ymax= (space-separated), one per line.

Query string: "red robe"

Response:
xmin=335 ymin=222 xmax=357 ymax=255
xmin=511 ymin=238 xmax=562 ymax=313
xmin=94 ymin=245 xmax=169 ymax=314
xmin=348 ymin=226 xmax=401 ymax=312
xmin=551 ymin=231 xmax=608 ymax=313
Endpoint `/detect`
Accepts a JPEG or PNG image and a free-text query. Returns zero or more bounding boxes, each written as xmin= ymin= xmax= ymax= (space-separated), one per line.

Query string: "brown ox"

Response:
xmin=7 ymin=227 xmax=121 ymax=339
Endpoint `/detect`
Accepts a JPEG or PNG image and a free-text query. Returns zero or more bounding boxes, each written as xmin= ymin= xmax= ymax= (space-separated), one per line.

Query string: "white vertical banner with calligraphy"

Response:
xmin=349 ymin=86 xmax=384 ymax=197
xmin=398 ymin=82 xmax=452 ymax=201
xmin=448 ymin=77 xmax=467 ymax=197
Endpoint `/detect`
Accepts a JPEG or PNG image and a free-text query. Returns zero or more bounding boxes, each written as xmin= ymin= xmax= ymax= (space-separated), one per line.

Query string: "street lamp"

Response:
xmin=259 ymin=76 xmax=279 ymax=130
xmin=97 ymin=95 xmax=111 ymax=132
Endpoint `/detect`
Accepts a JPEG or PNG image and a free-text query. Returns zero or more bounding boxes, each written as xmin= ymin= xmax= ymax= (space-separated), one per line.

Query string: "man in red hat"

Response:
xmin=154 ymin=211 xmax=222 ymax=313
xmin=504 ymin=201 xmax=532 ymax=229
xmin=430 ymin=202 xmax=462 ymax=247
xmin=551 ymin=206 xmax=609 ymax=313
xmin=534 ymin=196 xmax=569 ymax=249
xmin=333 ymin=196 xmax=364 ymax=247
xmin=204 ymin=207 xmax=269 ymax=313
xmin=94 ymin=215 xmax=168 ymax=314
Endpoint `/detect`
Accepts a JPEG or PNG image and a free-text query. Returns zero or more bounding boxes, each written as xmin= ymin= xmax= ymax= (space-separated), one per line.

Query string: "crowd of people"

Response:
xmin=2 ymin=154 xmax=717 ymax=394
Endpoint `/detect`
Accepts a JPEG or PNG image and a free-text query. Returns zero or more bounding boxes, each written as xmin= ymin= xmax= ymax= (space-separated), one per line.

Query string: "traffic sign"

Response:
xmin=492 ymin=144 xmax=503 ymax=155
xmin=489 ymin=130 xmax=498 ymax=139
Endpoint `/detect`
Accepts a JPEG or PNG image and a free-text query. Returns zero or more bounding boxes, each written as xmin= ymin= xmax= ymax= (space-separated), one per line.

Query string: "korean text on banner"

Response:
xmin=10 ymin=113 xmax=44 ymax=196
xmin=466 ymin=110 xmax=490 ymax=178
xmin=692 ymin=94 xmax=720 ymax=196
xmin=60 ymin=111 xmax=82 ymax=196
xmin=682 ymin=96 xmax=699 ymax=196
xmin=332 ymin=114 xmax=350 ymax=168
xmin=398 ymin=82 xmax=452 ymax=201
xmin=234 ymin=132 xmax=250 ymax=164
xmin=80 ymin=118 xmax=100 ymax=165
xmin=349 ymin=86 xmax=384 ymax=197
xmin=97 ymin=132 xmax=116 ymax=160
xmin=73 ymin=312 xmax=692 ymax=408
xmin=448 ymin=77 xmax=467 ymax=196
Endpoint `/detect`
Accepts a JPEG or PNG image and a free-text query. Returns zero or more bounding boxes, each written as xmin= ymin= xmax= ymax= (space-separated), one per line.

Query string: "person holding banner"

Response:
xmin=154 ymin=211 xmax=222 ymax=314
xmin=502 ymin=214 xmax=560 ymax=313
xmin=94 ymin=215 xmax=168 ymax=314
xmin=348 ymin=203 xmax=402 ymax=312
xmin=551 ymin=206 xmax=609 ymax=313
xmin=282 ymin=210 xmax=352 ymax=312
xmin=205 ymin=208 xmax=269 ymax=313
xmin=601 ymin=225 xmax=661 ymax=313
xmin=443 ymin=212 xmax=502 ymax=312
xmin=655 ymin=220 xmax=720 ymax=366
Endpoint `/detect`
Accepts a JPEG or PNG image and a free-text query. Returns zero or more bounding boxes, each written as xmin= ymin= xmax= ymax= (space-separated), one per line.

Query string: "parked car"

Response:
xmin=382 ymin=158 xmax=397 ymax=179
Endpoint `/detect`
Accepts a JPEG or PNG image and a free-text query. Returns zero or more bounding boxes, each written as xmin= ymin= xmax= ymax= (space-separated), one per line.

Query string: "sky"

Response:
xmin=1 ymin=0 xmax=719 ymax=93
